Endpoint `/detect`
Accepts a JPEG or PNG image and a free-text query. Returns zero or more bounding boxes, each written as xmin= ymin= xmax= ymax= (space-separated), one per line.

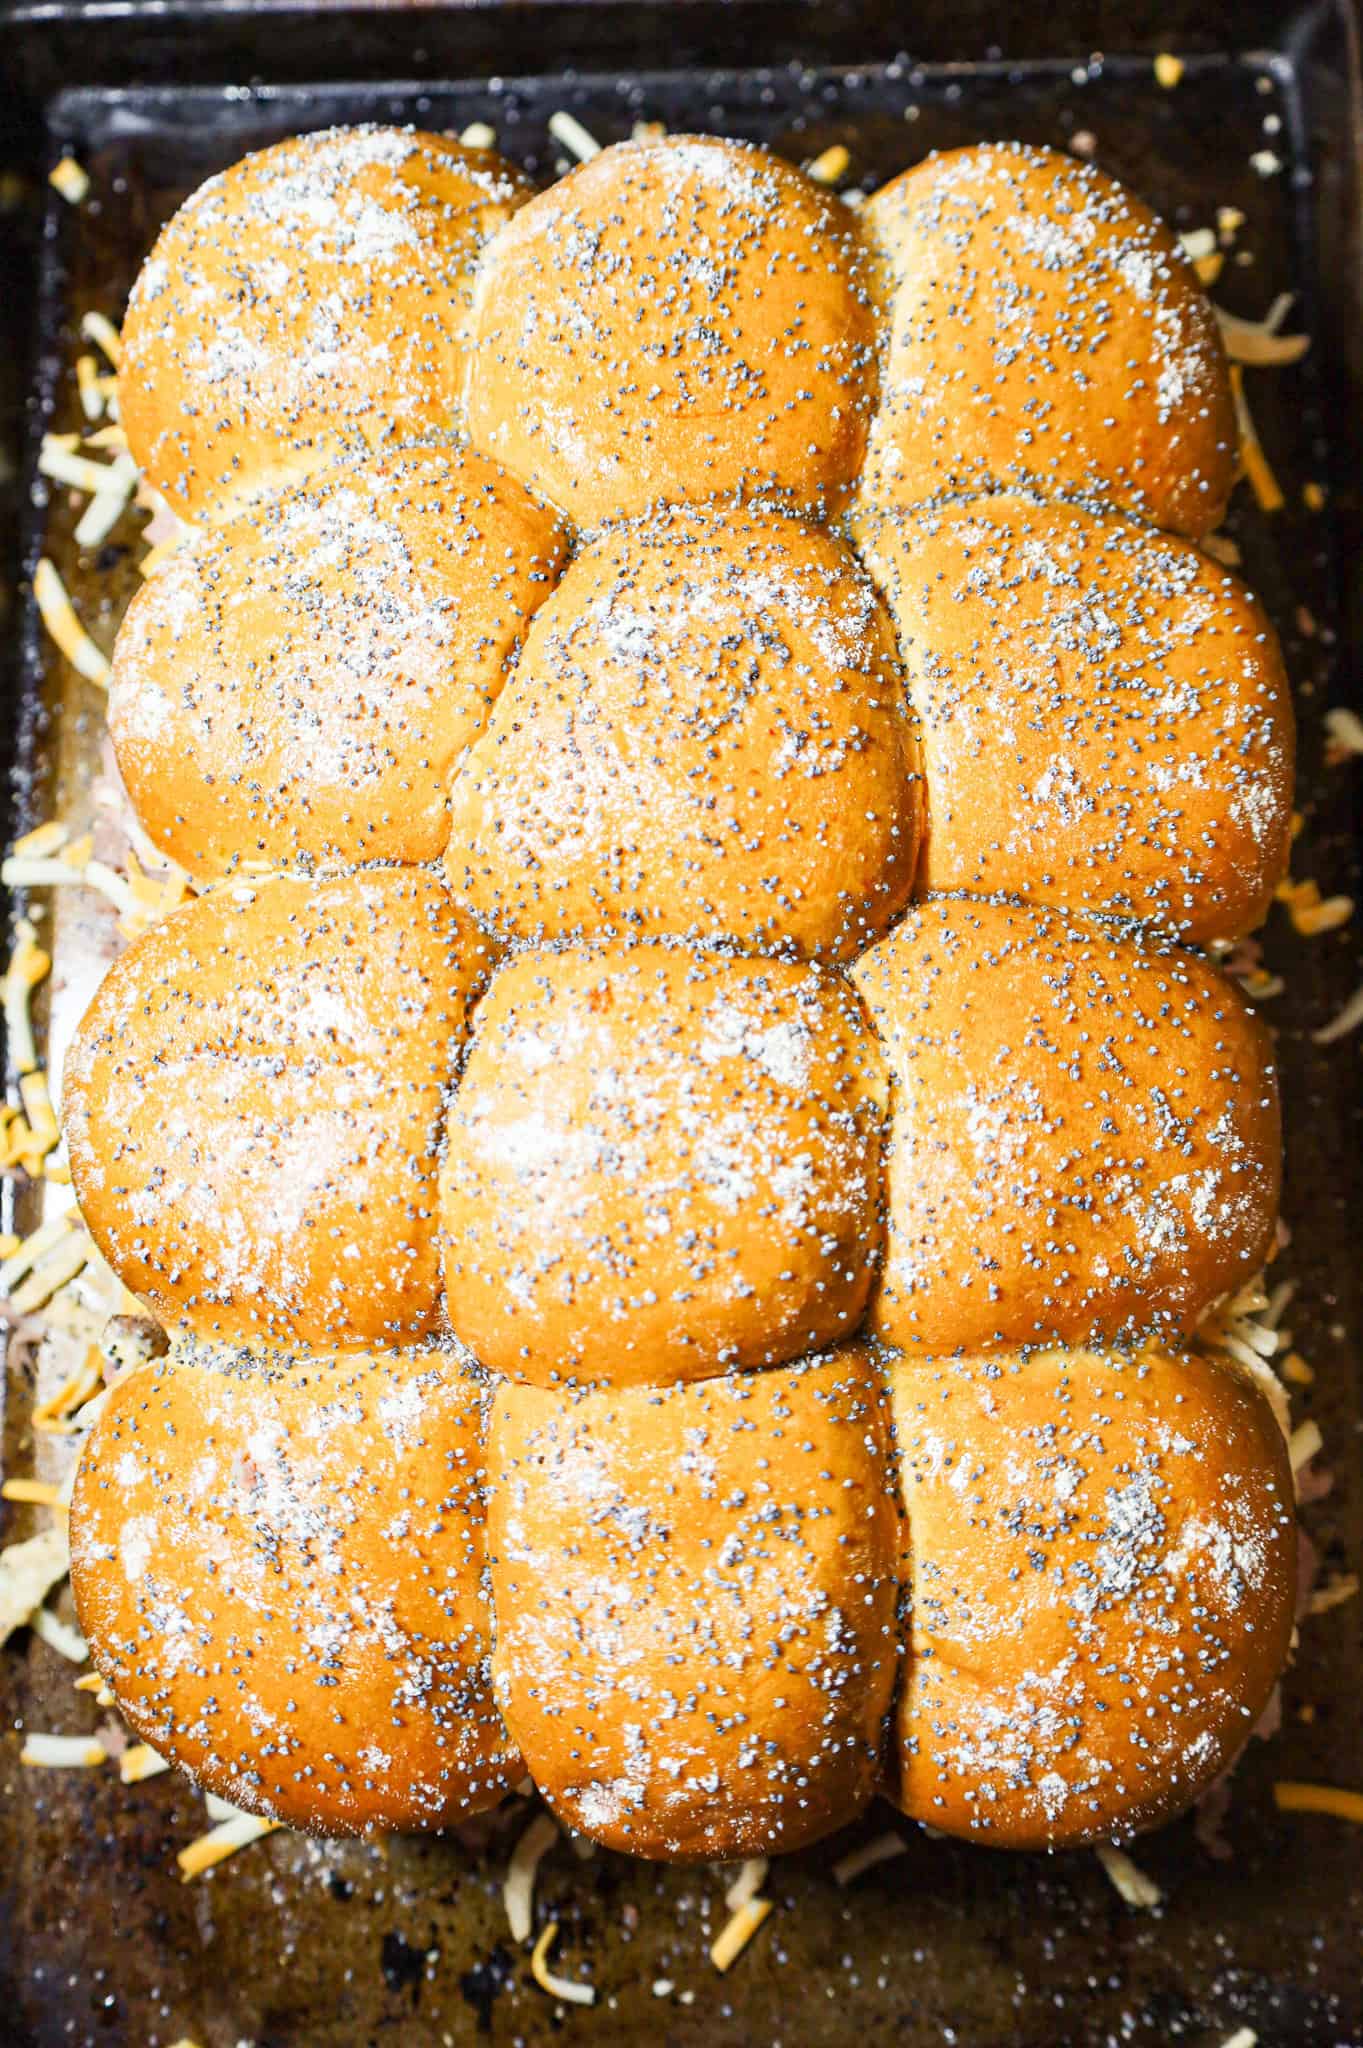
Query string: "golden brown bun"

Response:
xmin=71 ymin=1342 xmax=519 ymax=1833
xmin=886 ymin=1343 xmax=1296 ymax=1847
xmin=63 ymin=870 xmax=495 ymax=1347
xmin=110 ymin=449 xmax=566 ymax=875
xmin=440 ymin=944 xmax=888 ymax=1386
xmin=120 ymin=127 xmax=531 ymax=516
xmin=464 ymin=135 xmax=877 ymax=526
xmin=858 ymin=144 xmax=1235 ymax=539
xmin=851 ymin=896 xmax=1280 ymax=1353
xmin=852 ymin=493 xmax=1294 ymax=942
xmin=443 ymin=506 xmax=922 ymax=958
xmin=487 ymin=1343 xmax=899 ymax=1857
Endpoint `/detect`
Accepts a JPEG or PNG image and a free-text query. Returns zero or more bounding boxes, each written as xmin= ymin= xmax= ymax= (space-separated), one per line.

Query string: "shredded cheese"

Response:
xmin=1221 ymin=2031 xmax=1258 ymax=2048
xmin=121 ymin=1743 xmax=171 ymax=1784
xmin=32 ymin=1345 xmax=104 ymax=1434
xmin=709 ymin=1895 xmax=774 ymax=1972
xmin=20 ymin=1070 xmax=60 ymax=1157
xmin=1276 ymin=876 xmax=1354 ymax=937
xmin=1289 ymin=1417 xmax=1324 ymax=1475
xmin=21 ymin=1732 xmax=106 ymax=1768
xmin=30 ymin=1604 xmax=87 ymax=1662
xmin=807 ymin=144 xmax=851 ymax=185
xmin=1273 ymin=1781 xmax=1363 ymax=1825
xmin=459 ymin=121 xmax=497 ymax=150
xmin=49 ymin=157 xmax=90 ymax=204
xmin=1229 ymin=366 xmax=1285 ymax=513
xmin=177 ymin=1811 xmax=280 ymax=1879
xmin=12 ymin=820 xmax=69 ymax=860
xmin=1 ymin=851 xmax=138 ymax=916
xmin=38 ymin=439 xmax=126 ymax=496
xmin=74 ymin=478 xmax=136 ymax=551
xmin=1306 ymin=1573 xmax=1358 ymax=1617
xmin=1215 ymin=305 xmax=1310 ymax=367
xmin=724 ymin=1856 xmax=768 ymax=1913
xmin=1314 ymin=982 xmax=1363 ymax=1044
xmin=32 ymin=558 xmax=112 ymax=686
xmin=3 ymin=917 xmax=50 ymax=1074
xmin=0 ymin=1209 xmax=77 ymax=1292
xmin=0 ymin=1525 xmax=70 ymax=1643
xmin=504 ymin=1810 xmax=560 ymax=1943
xmin=529 ymin=1921 xmax=595 ymax=2006
xmin=79 ymin=310 xmax=121 ymax=367
xmin=1095 ymin=1844 xmax=1162 ymax=1908
xmin=832 ymin=1831 xmax=908 ymax=1886
xmin=1154 ymin=52 xmax=1184 ymax=87
xmin=138 ymin=534 xmax=185 ymax=578
xmin=11 ymin=1230 xmax=90 ymax=1313
xmin=2 ymin=1478 xmax=64 ymax=1508
xmin=75 ymin=353 xmax=104 ymax=421
xmin=548 ymin=111 xmax=602 ymax=163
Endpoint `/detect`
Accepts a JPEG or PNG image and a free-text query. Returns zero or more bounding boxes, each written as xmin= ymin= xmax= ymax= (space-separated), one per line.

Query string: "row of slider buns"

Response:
xmin=63 ymin=123 xmax=1297 ymax=1857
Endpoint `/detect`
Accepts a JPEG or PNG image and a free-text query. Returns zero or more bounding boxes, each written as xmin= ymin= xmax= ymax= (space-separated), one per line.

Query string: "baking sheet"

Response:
xmin=1 ymin=30 xmax=1361 ymax=2048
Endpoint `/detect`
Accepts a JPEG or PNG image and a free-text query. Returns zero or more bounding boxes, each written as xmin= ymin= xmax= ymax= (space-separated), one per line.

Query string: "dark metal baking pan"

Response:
xmin=1 ymin=6 xmax=1361 ymax=2045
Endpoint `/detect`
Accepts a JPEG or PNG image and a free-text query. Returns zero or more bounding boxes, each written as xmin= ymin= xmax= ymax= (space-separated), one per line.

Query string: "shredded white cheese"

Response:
xmin=505 ymin=1810 xmax=560 ymax=1943
xmin=21 ymin=1732 xmax=106 ymax=1768
xmin=832 ymin=1832 xmax=909 ymax=1886
xmin=1096 ymin=1844 xmax=1162 ymax=1909
xmin=0 ymin=1526 xmax=70 ymax=1644
xmin=529 ymin=1921 xmax=595 ymax=2006
xmin=177 ymin=1811 xmax=280 ymax=1880
xmin=548 ymin=111 xmax=601 ymax=163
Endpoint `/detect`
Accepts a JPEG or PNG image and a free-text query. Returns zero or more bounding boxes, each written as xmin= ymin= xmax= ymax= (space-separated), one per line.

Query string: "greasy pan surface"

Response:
xmin=1 ymin=43 xmax=1361 ymax=2048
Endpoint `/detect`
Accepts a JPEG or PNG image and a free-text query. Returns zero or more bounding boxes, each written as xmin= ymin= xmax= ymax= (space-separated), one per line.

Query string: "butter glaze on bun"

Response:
xmin=110 ymin=449 xmax=566 ymax=875
xmin=71 ymin=1343 xmax=519 ymax=1833
xmin=464 ymin=134 xmax=878 ymax=526
xmin=120 ymin=127 xmax=531 ymax=516
xmin=487 ymin=1343 xmax=899 ymax=1858
xmin=63 ymin=870 xmax=495 ymax=1348
xmin=886 ymin=1343 xmax=1296 ymax=1846
xmin=441 ymin=944 xmax=889 ymax=1386
xmin=852 ymin=492 xmax=1294 ymax=942
xmin=443 ymin=505 xmax=922 ymax=958
xmin=851 ymin=896 xmax=1280 ymax=1354
xmin=858 ymin=143 xmax=1235 ymax=538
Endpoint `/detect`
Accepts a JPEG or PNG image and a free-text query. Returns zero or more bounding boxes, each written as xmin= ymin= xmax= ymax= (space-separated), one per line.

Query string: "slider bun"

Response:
xmin=853 ymin=492 xmax=1294 ymax=942
xmin=886 ymin=1343 xmax=1296 ymax=1847
xmin=110 ymin=449 xmax=566 ymax=875
xmin=488 ymin=1343 xmax=899 ymax=1857
xmin=71 ymin=1342 xmax=519 ymax=1833
xmin=63 ymin=870 xmax=495 ymax=1348
xmin=858 ymin=143 xmax=1235 ymax=538
xmin=464 ymin=134 xmax=877 ymax=526
xmin=120 ymin=127 xmax=531 ymax=516
xmin=444 ymin=506 xmax=922 ymax=958
xmin=440 ymin=944 xmax=889 ymax=1386
xmin=851 ymin=896 xmax=1280 ymax=1354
